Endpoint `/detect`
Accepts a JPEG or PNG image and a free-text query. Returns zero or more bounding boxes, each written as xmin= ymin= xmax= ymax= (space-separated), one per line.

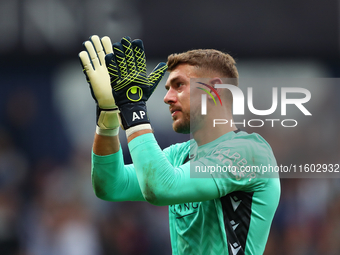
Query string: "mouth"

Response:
xmin=171 ymin=111 xmax=180 ymax=117
xmin=170 ymin=108 xmax=181 ymax=118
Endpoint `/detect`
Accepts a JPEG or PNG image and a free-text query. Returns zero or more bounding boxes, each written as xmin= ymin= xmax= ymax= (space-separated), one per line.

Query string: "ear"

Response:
xmin=202 ymin=77 xmax=223 ymax=106
xmin=209 ymin=77 xmax=223 ymax=96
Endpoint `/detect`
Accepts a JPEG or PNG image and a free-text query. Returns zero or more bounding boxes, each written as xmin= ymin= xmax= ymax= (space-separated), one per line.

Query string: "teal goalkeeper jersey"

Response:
xmin=162 ymin=130 xmax=280 ymax=255
xmin=91 ymin=130 xmax=280 ymax=255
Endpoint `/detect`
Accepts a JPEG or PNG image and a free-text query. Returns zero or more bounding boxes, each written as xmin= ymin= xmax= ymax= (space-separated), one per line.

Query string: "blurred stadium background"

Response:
xmin=0 ymin=0 xmax=339 ymax=254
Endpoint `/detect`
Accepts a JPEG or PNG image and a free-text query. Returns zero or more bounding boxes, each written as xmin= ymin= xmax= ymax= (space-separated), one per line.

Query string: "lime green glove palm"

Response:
xmin=79 ymin=35 xmax=120 ymax=135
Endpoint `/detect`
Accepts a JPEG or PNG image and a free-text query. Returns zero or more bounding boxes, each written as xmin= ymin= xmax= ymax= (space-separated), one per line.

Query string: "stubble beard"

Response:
xmin=172 ymin=111 xmax=190 ymax=134
xmin=172 ymin=106 xmax=203 ymax=134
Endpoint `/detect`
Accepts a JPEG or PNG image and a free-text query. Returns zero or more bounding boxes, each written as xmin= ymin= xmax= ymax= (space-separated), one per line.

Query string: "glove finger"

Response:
xmin=90 ymin=35 xmax=105 ymax=66
xmin=148 ymin=62 xmax=168 ymax=94
xmin=79 ymin=51 xmax=98 ymax=103
xmin=112 ymin=40 xmax=128 ymax=77
xmin=79 ymin=51 xmax=94 ymax=73
xmin=101 ymin=36 xmax=113 ymax=54
xmin=131 ymin=39 xmax=146 ymax=74
xmin=121 ymin=36 xmax=137 ymax=74
xmin=83 ymin=40 xmax=101 ymax=70
xmin=105 ymin=53 xmax=120 ymax=88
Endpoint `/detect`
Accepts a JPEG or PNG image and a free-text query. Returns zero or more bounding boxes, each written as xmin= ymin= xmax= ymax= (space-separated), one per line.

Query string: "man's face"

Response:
xmin=164 ymin=64 xmax=199 ymax=134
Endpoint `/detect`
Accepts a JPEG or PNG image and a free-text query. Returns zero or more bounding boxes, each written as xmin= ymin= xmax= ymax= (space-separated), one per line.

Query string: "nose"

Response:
xmin=164 ymin=87 xmax=177 ymax=105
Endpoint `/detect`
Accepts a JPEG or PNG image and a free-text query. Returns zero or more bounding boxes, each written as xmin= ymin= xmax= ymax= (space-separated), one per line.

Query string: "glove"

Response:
xmin=105 ymin=36 xmax=167 ymax=131
xmin=79 ymin=35 xmax=120 ymax=136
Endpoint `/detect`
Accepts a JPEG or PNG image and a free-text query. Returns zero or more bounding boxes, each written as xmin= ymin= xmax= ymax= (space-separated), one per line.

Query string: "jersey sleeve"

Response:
xmin=128 ymin=133 xmax=220 ymax=206
xmin=91 ymin=141 xmax=184 ymax=202
xmin=91 ymin=147 xmax=145 ymax=201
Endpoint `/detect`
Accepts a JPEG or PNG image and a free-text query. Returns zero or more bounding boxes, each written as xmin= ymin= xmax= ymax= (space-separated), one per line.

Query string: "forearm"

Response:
xmin=92 ymin=146 xmax=145 ymax=202
xmin=127 ymin=129 xmax=153 ymax=143
xmin=91 ymin=112 xmax=152 ymax=201
xmin=128 ymin=133 xmax=219 ymax=205
xmin=128 ymin=133 xmax=174 ymax=204
xmin=93 ymin=133 xmax=120 ymax=155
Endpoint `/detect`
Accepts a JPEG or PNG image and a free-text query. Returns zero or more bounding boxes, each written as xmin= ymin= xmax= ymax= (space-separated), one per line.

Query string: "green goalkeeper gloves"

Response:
xmin=79 ymin=35 xmax=120 ymax=136
xmin=105 ymin=36 xmax=167 ymax=130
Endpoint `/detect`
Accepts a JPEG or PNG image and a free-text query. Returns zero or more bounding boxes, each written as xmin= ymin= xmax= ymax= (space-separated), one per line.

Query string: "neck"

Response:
xmin=192 ymin=112 xmax=237 ymax=146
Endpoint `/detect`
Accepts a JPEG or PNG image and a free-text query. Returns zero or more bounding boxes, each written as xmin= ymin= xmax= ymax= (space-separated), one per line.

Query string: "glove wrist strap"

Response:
xmin=119 ymin=102 xmax=150 ymax=130
xmin=96 ymin=106 xmax=120 ymax=129
xmin=125 ymin=124 xmax=152 ymax=138
xmin=96 ymin=126 xmax=119 ymax=136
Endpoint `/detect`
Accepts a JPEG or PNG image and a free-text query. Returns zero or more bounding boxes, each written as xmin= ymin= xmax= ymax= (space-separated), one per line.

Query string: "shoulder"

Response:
xmin=209 ymin=131 xmax=279 ymax=195
xmin=216 ymin=131 xmax=276 ymax=166
xmin=229 ymin=131 xmax=272 ymax=150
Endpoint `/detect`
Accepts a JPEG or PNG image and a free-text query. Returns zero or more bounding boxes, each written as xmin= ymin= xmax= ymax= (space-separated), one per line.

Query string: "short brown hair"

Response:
xmin=167 ymin=49 xmax=239 ymax=83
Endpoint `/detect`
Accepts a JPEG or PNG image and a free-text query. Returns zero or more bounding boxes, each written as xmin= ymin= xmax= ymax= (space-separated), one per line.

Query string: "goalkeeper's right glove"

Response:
xmin=105 ymin=36 xmax=167 ymax=135
xmin=79 ymin=35 xmax=120 ymax=136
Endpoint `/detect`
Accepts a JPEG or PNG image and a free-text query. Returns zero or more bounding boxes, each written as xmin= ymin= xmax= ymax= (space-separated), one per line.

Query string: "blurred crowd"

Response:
xmin=0 ymin=61 xmax=339 ymax=255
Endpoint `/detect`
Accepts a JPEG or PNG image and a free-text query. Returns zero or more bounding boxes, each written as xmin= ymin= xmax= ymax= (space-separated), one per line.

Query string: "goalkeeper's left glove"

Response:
xmin=79 ymin=35 xmax=121 ymax=136
xmin=105 ymin=36 xmax=167 ymax=135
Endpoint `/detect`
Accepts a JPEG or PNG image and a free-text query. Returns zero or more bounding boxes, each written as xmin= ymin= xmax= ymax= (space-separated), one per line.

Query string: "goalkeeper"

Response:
xmin=79 ymin=35 xmax=280 ymax=255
